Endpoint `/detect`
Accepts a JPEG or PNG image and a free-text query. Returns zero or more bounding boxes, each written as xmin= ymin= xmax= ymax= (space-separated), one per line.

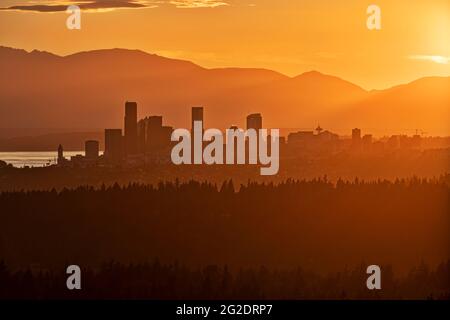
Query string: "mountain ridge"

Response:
xmin=0 ymin=46 xmax=448 ymax=135
xmin=1 ymin=45 xmax=447 ymax=88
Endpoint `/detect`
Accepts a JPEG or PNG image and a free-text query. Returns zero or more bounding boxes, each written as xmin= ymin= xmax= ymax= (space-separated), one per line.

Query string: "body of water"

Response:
xmin=0 ymin=151 xmax=85 ymax=168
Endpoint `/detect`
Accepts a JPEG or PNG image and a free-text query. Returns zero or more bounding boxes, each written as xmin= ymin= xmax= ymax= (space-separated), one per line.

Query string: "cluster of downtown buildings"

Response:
xmin=57 ymin=101 xmax=424 ymax=168
xmin=58 ymin=102 xmax=266 ymax=167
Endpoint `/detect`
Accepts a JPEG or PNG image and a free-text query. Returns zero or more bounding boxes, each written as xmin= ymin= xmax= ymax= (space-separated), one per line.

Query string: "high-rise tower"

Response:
xmin=124 ymin=101 xmax=138 ymax=155
xmin=105 ymin=129 xmax=123 ymax=163
xmin=57 ymin=144 xmax=65 ymax=165
xmin=85 ymin=140 xmax=99 ymax=159
xmin=191 ymin=107 xmax=204 ymax=132
xmin=246 ymin=113 xmax=262 ymax=131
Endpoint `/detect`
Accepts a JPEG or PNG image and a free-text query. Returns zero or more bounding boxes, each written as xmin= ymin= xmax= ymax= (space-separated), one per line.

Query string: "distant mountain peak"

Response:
xmin=292 ymin=70 xmax=367 ymax=93
xmin=62 ymin=47 xmax=203 ymax=71
xmin=299 ymin=70 xmax=324 ymax=77
xmin=297 ymin=70 xmax=347 ymax=81
xmin=29 ymin=49 xmax=58 ymax=58
xmin=0 ymin=45 xmax=448 ymax=135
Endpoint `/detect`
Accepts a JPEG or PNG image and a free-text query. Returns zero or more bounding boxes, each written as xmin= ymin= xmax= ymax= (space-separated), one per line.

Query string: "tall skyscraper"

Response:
xmin=352 ymin=128 xmax=361 ymax=142
xmin=147 ymin=116 xmax=163 ymax=150
xmin=191 ymin=107 xmax=204 ymax=132
xmin=362 ymin=134 xmax=373 ymax=152
xmin=191 ymin=107 xmax=204 ymax=164
xmin=246 ymin=113 xmax=262 ymax=131
xmin=352 ymin=128 xmax=362 ymax=151
xmin=57 ymin=144 xmax=65 ymax=165
xmin=124 ymin=101 xmax=138 ymax=155
xmin=137 ymin=116 xmax=174 ymax=154
xmin=362 ymin=134 xmax=372 ymax=145
xmin=105 ymin=129 xmax=123 ymax=163
xmin=137 ymin=119 xmax=147 ymax=153
xmin=148 ymin=116 xmax=163 ymax=134
xmin=85 ymin=140 xmax=99 ymax=159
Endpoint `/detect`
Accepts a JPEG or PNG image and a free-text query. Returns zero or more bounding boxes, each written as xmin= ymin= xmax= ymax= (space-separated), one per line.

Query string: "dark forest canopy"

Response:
xmin=0 ymin=260 xmax=448 ymax=300
xmin=0 ymin=177 xmax=448 ymax=274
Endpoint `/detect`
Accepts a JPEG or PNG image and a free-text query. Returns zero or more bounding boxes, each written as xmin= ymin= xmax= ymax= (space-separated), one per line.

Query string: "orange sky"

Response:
xmin=0 ymin=0 xmax=449 ymax=90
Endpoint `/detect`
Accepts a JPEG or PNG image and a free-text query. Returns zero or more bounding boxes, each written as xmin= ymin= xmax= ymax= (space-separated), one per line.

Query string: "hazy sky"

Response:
xmin=0 ymin=0 xmax=449 ymax=89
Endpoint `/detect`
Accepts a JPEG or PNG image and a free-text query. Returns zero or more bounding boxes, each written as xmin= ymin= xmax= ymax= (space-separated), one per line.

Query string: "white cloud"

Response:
xmin=409 ymin=55 xmax=450 ymax=65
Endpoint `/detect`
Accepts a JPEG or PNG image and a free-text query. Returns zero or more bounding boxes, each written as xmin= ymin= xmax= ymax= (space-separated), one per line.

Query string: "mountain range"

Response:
xmin=0 ymin=46 xmax=448 ymax=137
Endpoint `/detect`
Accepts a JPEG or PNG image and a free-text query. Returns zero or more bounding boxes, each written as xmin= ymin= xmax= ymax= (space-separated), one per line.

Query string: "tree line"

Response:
xmin=0 ymin=176 xmax=449 ymax=298
xmin=0 ymin=260 xmax=448 ymax=299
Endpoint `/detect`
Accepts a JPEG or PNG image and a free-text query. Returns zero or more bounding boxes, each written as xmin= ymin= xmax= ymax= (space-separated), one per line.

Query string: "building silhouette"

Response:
xmin=362 ymin=134 xmax=373 ymax=151
xmin=288 ymin=131 xmax=315 ymax=144
xmin=105 ymin=129 xmax=123 ymax=163
xmin=137 ymin=119 xmax=147 ymax=153
xmin=246 ymin=113 xmax=262 ymax=131
xmin=57 ymin=144 xmax=65 ymax=166
xmin=138 ymin=115 xmax=173 ymax=153
xmin=191 ymin=107 xmax=204 ymax=132
xmin=191 ymin=107 xmax=204 ymax=163
xmin=85 ymin=140 xmax=100 ymax=159
xmin=124 ymin=101 xmax=138 ymax=155
xmin=352 ymin=128 xmax=361 ymax=142
xmin=351 ymin=128 xmax=362 ymax=151
xmin=286 ymin=126 xmax=339 ymax=154
xmin=53 ymin=99 xmax=418 ymax=168
xmin=147 ymin=116 xmax=164 ymax=151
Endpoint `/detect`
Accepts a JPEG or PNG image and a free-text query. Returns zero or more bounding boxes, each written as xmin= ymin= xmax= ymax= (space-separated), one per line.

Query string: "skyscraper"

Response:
xmin=191 ymin=107 xmax=204 ymax=132
xmin=352 ymin=128 xmax=361 ymax=142
xmin=57 ymin=144 xmax=65 ymax=166
xmin=85 ymin=140 xmax=99 ymax=159
xmin=147 ymin=116 xmax=165 ymax=151
xmin=137 ymin=119 xmax=147 ymax=153
xmin=362 ymin=134 xmax=372 ymax=145
xmin=138 ymin=116 xmax=172 ymax=152
xmin=105 ymin=129 xmax=123 ymax=163
xmin=362 ymin=134 xmax=373 ymax=152
xmin=352 ymin=128 xmax=362 ymax=151
xmin=191 ymin=107 xmax=204 ymax=164
xmin=124 ymin=101 xmax=138 ymax=155
xmin=246 ymin=113 xmax=262 ymax=131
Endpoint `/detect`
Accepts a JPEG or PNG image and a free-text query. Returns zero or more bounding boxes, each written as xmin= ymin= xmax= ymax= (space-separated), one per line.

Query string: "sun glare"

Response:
xmin=430 ymin=55 xmax=449 ymax=64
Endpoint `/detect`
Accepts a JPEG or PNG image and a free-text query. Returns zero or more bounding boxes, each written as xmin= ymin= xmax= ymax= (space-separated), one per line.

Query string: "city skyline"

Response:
xmin=50 ymin=100 xmax=431 ymax=170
